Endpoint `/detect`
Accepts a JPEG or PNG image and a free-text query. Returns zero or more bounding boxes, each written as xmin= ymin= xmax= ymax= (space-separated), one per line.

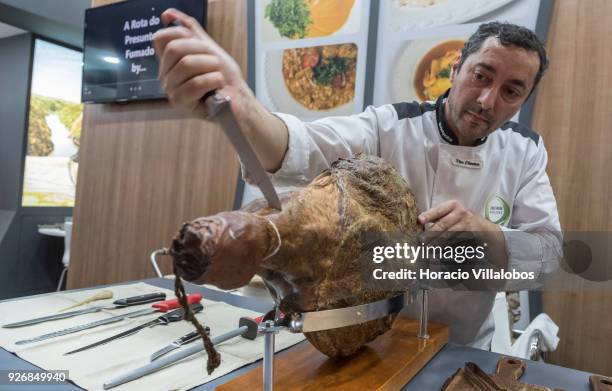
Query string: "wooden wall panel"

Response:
xmin=68 ymin=0 xmax=245 ymax=288
xmin=533 ymin=0 xmax=612 ymax=375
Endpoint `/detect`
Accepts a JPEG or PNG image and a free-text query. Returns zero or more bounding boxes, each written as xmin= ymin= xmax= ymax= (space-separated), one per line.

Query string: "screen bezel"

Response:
xmin=81 ymin=0 xmax=208 ymax=104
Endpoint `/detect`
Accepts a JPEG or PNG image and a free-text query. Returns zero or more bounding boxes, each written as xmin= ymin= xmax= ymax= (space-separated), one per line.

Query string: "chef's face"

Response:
xmin=446 ymin=37 xmax=540 ymax=145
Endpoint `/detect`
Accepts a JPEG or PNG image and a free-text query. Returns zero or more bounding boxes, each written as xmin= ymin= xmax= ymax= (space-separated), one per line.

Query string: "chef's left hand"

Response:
xmin=418 ymin=200 xmax=499 ymax=232
xmin=418 ymin=200 xmax=508 ymax=269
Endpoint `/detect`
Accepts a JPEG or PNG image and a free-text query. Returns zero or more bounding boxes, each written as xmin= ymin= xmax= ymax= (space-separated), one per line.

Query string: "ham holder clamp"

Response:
xmin=261 ymin=288 xmax=431 ymax=391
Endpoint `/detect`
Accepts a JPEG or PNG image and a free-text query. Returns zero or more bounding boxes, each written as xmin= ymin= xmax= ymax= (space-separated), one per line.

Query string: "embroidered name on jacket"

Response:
xmin=450 ymin=157 xmax=483 ymax=169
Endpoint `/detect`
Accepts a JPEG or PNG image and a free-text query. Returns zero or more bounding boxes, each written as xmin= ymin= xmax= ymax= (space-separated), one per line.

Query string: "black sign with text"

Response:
xmin=82 ymin=0 xmax=207 ymax=103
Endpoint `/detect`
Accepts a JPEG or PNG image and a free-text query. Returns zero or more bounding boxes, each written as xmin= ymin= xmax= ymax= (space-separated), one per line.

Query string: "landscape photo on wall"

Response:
xmin=22 ymin=39 xmax=83 ymax=207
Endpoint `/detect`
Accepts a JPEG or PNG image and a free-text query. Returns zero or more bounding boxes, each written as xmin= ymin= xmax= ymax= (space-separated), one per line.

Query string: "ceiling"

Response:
xmin=0 ymin=0 xmax=90 ymax=32
xmin=0 ymin=0 xmax=90 ymax=47
xmin=0 ymin=20 xmax=25 ymax=39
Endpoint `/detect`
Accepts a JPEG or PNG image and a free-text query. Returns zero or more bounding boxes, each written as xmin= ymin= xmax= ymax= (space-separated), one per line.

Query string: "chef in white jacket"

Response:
xmin=153 ymin=11 xmax=562 ymax=349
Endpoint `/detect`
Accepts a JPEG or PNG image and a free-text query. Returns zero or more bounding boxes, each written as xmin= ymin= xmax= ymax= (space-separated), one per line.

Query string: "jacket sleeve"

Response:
xmin=500 ymin=138 xmax=563 ymax=291
xmin=240 ymin=105 xmax=397 ymax=186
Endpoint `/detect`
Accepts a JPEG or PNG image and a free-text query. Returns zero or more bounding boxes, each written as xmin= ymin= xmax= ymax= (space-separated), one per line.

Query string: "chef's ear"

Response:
xmin=450 ymin=56 xmax=462 ymax=83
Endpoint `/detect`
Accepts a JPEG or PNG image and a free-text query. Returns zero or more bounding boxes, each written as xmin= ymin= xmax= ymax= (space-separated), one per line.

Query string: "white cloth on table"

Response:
xmin=0 ymin=282 xmax=305 ymax=391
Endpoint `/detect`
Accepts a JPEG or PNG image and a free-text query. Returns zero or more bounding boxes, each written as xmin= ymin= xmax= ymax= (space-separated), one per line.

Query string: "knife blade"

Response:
xmin=165 ymin=19 xmax=281 ymax=211
xmin=205 ymin=93 xmax=282 ymax=210
xmin=3 ymin=292 xmax=167 ymax=328
xmin=149 ymin=330 xmax=202 ymax=362
xmin=14 ymin=294 xmax=202 ymax=345
xmin=150 ymin=313 xmax=267 ymax=362
xmin=64 ymin=303 xmax=204 ymax=355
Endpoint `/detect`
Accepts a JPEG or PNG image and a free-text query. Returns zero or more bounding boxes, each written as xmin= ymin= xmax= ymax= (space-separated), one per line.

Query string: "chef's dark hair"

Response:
xmin=458 ymin=22 xmax=549 ymax=91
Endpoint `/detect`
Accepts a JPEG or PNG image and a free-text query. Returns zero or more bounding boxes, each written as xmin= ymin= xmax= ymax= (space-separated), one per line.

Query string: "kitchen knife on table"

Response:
xmin=14 ymin=294 xmax=202 ymax=345
xmin=64 ymin=302 xmax=204 ymax=355
xmin=3 ymin=292 xmax=167 ymax=328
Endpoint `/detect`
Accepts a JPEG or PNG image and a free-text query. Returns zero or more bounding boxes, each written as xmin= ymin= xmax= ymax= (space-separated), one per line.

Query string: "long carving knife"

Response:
xmin=205 ymin=93 xmax=282 ymax=210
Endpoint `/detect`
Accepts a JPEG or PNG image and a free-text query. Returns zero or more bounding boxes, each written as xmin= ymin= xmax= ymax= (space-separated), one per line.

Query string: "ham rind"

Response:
xmin=170 ymin=154 xmax=422 ymax=357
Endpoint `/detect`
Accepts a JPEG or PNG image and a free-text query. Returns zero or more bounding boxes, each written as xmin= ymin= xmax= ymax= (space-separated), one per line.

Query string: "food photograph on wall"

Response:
xmin=373 ymin=0 xmax=543 ymax=106
xmin=254 ymin=0 xmax=371 ymax=120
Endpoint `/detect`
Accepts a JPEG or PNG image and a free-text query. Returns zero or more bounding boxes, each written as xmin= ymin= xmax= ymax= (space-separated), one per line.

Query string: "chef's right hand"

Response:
xmin=153 ymin=8 xmax=247 ymax=117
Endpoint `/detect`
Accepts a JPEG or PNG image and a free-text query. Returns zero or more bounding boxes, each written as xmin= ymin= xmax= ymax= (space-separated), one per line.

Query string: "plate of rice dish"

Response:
xmin=265 ymin=43 xmax=358 ymax=116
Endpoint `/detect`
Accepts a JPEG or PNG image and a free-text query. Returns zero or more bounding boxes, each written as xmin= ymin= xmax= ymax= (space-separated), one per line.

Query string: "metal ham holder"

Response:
xmin=204 ymin=92 xmax=432 ymax=391
xmin=257 ymin=288 xmax=430 ymax=391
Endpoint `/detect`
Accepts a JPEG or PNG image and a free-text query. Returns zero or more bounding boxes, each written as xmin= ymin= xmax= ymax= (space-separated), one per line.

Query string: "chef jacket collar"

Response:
xmin=435 ymin=89 xmax=488 ymax=147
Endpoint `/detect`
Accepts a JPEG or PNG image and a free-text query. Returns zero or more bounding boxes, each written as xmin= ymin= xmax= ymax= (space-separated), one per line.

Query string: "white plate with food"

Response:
xmin=387 ymin=0 xmax=515 ymax=31
xmin=392 ymin=37 xmax=468 ymax=103
xmin=264 ymin=44 xmax=359 ymax=118
xmin=260 ymin=0 xmax=362 ymax=42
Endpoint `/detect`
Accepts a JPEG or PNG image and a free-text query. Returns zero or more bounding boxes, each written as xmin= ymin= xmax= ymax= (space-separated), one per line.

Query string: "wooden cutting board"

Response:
xmin=217 ymin=314 xmax=448 ymax=391
xmin=590 ymin=374 xmax=612 ymax=391
xmin=441 ymin=357 xmax=566 ymax=391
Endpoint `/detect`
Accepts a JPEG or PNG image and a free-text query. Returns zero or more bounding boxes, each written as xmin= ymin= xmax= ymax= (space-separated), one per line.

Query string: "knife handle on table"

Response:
xmin=152 ymin=294 xmax=202 ymax=312
xmin=161 ymin=303 xmax=204 ymax=322
xmin=112 ymin=292 xmax=166 ymax=307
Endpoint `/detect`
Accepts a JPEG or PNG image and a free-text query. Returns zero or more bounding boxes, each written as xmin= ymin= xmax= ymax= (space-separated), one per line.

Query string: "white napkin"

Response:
xmin=510 ymin=313 xmax=559 ymax=359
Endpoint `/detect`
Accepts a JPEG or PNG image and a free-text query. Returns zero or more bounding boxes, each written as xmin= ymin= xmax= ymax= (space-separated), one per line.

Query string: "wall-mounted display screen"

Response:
xmin=22 ymin=39 xmax=83 ymax=207
xmin=81 ymin=0 xmax=207 ymax=103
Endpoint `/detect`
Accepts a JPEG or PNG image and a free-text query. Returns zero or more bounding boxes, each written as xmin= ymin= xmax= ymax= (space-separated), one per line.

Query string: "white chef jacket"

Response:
xmin=242 ymin=92 xmax=562 ymax=348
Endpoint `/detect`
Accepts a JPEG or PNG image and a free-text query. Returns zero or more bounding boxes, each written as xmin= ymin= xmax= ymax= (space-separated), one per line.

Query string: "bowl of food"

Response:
xmin=263 ymin=0 xmax=357 ymax=40
xmin=391 ymin=38 xmax=466 ymax=103
xmin=413 ymin=39 xmax=464 ymax=101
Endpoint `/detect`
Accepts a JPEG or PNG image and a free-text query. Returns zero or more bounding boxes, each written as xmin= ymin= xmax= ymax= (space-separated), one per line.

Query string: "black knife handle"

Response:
xmin=177 ymin=330 xmax=200 ymax=345
xmin=112 ymin=292 xmax=166 ymax=307
xmin=162 ymin=303 xmax=204 ymax=322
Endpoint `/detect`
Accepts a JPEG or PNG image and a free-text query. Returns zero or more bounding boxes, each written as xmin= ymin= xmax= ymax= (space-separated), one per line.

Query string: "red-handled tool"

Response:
xmin=151 ymin=294 xmax=201 ymax=312
xmin=15 ymin=294 xmax=204 ymax=345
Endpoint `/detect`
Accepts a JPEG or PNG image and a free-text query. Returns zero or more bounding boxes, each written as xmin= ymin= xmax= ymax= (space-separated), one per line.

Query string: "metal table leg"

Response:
xmin=261 ymin=320 xmax=278 ymax=391
xmin=418 ymin=288 xmax=430 ymax=339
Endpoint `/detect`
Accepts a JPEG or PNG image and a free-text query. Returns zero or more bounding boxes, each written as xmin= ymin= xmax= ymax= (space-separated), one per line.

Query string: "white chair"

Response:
xmin=491 ymin=292 xmax=559 ymax=360
xmin=56 ymin=220 xmax=72 ymax=291
xmin=150 ymin=248 xmax=170 ymax=278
